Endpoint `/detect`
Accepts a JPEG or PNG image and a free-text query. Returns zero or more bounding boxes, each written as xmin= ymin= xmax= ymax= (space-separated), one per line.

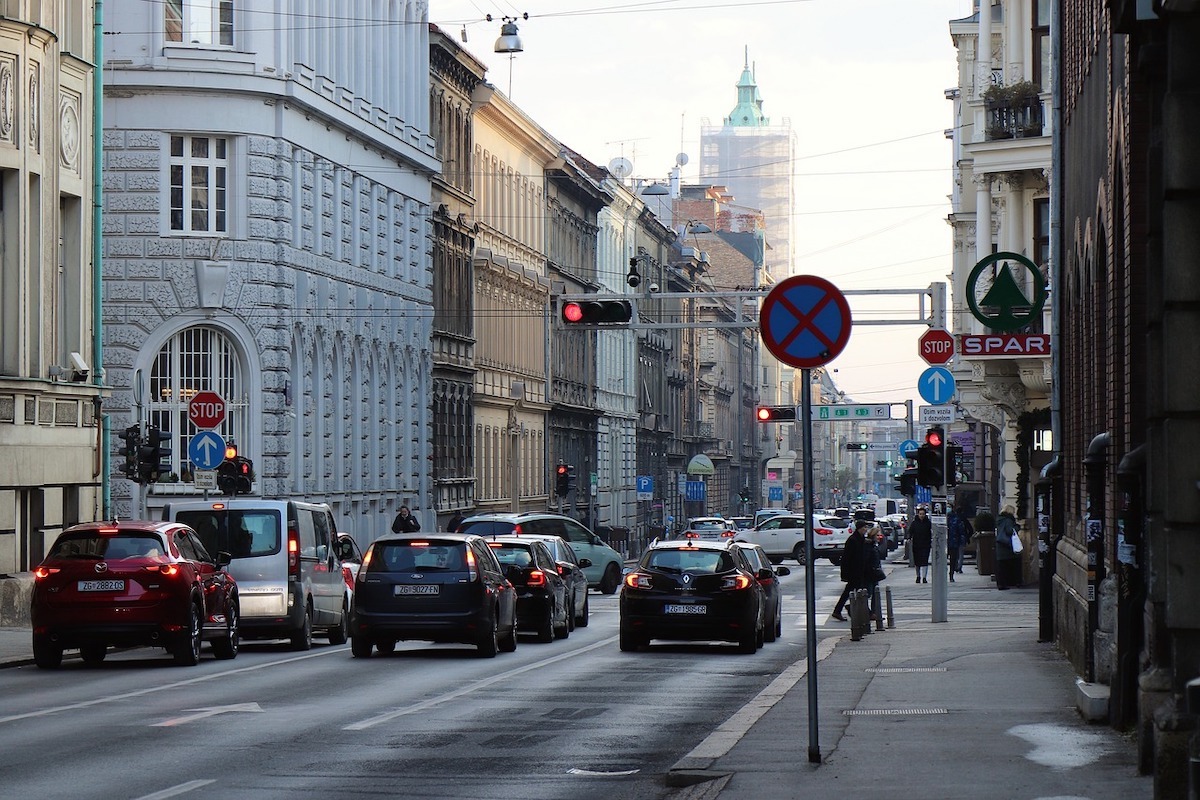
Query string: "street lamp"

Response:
xmin=490 ymin=13 xmax=527 ymax=97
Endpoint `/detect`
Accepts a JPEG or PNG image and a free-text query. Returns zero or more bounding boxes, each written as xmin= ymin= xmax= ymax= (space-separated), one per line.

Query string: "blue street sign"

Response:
xmin=768 ymin=486 xmax=784 ymax=502
xmin=188 ymin=429 xmax=226 ymax=471
xmin=636 ymin=476 xmax=654 ymax=500
xmin=899 ymin=438 xmax=920 ymax=458
xmin=915 ymin=486 xmax=932 ymax=506
xmin=685 ymin=481 xmax=707 ymax=502
xmin=918 ymin=366 xmax=957 ymax=405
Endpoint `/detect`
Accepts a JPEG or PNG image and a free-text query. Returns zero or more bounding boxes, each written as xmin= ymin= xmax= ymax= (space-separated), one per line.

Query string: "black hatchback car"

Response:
xmin=486 ymin=537 xmax=569 ymax=643
xmin=619 ymin=540 xmax=765 ymax=654
xmin=349 ymin=534 xmax=518 ymax=658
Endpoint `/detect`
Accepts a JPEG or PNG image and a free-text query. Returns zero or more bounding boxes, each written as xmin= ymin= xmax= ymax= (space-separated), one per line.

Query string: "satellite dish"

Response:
xmin=675 ymin=152 xmax=689 ymax=167
xmin=608 ymin=157 xmax=633 ymax=179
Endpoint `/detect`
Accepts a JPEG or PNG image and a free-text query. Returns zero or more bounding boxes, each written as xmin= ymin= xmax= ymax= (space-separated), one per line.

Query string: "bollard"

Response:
xmin=849 ymin=588 xmax=871 ymax=639
xmin=1187 ymin=677 xmax=1200 ymax=800
xmin=873 ymin=586 xmax=885 ymax=631
xmin=885 ymin=585 xmax=895 ymax=628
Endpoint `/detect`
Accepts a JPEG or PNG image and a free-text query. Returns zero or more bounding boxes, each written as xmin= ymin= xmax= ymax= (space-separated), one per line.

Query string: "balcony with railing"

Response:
xmin=982 ymin=82 xmax=1045 ymax=141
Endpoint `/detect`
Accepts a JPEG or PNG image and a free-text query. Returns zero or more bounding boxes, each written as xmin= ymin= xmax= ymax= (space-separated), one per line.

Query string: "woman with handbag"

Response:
xmin=994 ymin=505 xmax=1022 ymax=590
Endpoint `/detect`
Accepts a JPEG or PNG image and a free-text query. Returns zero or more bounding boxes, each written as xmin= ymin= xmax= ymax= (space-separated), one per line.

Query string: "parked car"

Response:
xmin=495 ymin=533 xmax=590 ymax=629
xmin=732 ymin=542 xmax=791 ymax=643
xmin=162 ymin=499 xmax=348 ymax=650
xmin=485 ymin=537 xmax=570 ymax=642
xmin=619 ymin=539 xmax=764 ymax=654
xmin=30 ymin=520 xmax=240 ymax=668
xmin=456 ymin=512 xmax=624 ymax=594
xmin=349 ymin=533 xmax=518 ymax=658
xmin=680 ymin=516 xmax=737 ymax=542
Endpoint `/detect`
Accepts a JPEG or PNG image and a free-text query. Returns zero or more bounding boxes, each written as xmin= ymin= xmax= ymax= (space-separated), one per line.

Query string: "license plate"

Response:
xmin=664 ymin=604 xmax=706 ymax=615
xmin=79 ymin=580 xmax=125 ymax=592
xmin=394 ymin=585 xmax=439 ymax=596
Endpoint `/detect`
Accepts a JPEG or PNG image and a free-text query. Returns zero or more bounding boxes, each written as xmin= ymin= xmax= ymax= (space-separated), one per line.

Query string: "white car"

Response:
xmin=736 ymin=513 xmax=852 ymax=565
xmin=680 ymin=517 xmax=737 ymax=542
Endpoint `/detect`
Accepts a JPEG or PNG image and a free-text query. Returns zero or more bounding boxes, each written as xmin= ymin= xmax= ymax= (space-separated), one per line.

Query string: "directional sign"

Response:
xmin=188 ymin=430 xmax=226 ymax=471
xmin=918 ymin=366 xmax=956 ymax=405
xmin=768 ymin=485 xmax=784 ymax=502
xmin=899 ymin=439 xmax=920 ymax=458
xmin=760 ymin=275 xmax=852 ymax=369
xmin=636 ymin=476 xmax=654 ymax=501
xmin=188 ymin=390 xmax=226 ymax=429
xmin=684 ymin=481 xmax=707 ymax=502
xmin=915 ymin=485 xmax=932 ymax=506
xmin=814 ymin=404 xmax=892 ymax=420
xmin=918 ymin=328 xmax=955 ymax=365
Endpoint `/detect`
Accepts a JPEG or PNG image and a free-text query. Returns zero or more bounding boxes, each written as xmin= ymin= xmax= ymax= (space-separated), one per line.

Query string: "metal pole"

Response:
xmin=801 ymin=369 xmax=821 ymax=764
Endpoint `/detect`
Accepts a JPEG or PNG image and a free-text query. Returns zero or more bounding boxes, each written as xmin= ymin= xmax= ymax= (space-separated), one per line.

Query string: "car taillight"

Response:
xmin=360 ymin=548 xmax=373 ymax=571
xmin=720 ymin=530 xmax=735 ymax=538
xmin=466 ymin=547 xmax=478 ymax=582
xmin=287 ymin=525 xmax=300 ymax=577
xmin=33 ymin=566 xmax=60 ymax=579
xmin=145 ymin=564 xmax=180 ymax=576
xmin=684 ymin=531 xmax=699 ymax=539
xmin=624 ymin=572 xmax=652 ymax=590
xmin=527 ymin=570 xmax=547 ymax=587
xmin=815 ymin=527 xmax=833 ymax=537
xmin=722 ymin=574 xmax=753 ymax=591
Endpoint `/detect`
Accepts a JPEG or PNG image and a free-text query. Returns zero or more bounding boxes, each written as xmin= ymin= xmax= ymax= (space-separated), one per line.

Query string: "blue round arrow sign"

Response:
xmin=760 ymin=275 xmax=852 ymax=369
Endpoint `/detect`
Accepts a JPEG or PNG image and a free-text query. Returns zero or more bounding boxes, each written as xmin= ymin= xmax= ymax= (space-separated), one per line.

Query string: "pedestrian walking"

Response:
xmin=955 ymin=504 xmax=973 ymax=574
xmin=831 ymin=519 xmax=871 ymax=621
xmin=866 ymin=525 xmax=886 ymax=624
xmin=946 ymin=507 xmax=968 ymax=583
xmin=909 ymin=506 xmax=933 ymax=584
xmin=995 ymin=505 xmax=1022 ymax=590
xmin=446 ymin=509 xmax=471 ymax=532
xmin=391 ymin=504 xmax=421 ymax=533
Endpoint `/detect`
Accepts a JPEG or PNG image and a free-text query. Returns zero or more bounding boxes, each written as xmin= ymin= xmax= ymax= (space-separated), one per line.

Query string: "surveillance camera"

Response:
xmin=648 ymin=283 xmax=661 ymax=293
xmin=626 ymin=271 xmax=641 ymax=288
xmin=69 ymin=352 xmax=89 ymax=372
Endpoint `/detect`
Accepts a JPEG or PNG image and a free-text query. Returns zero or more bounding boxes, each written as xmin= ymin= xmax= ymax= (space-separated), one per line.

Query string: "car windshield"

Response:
xmin=176 ymin=510 xmax=281 ymax=559
xmin=646 ymin=549 xmax=734 ymax=574
xmin=457 ymin=520 xmax=515 ymax=536
xmin=48 ymin=533 xmax=165 ymax=559
xmin=371 ymin=541 xmax=467 ymax=572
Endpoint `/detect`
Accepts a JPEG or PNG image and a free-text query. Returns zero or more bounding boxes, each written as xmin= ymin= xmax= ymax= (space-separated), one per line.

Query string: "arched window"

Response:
xmin=149 ymin=326 xmax=246 ymax=482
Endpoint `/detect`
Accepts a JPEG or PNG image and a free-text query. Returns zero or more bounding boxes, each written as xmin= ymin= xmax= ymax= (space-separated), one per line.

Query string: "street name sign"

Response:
xmin=814 ymin=404 xmax=892 ymax=420
xmin=918 ymin=328 xmax=955 ymax=365
xmin=919 ymin=405 xmax=957 ymax=424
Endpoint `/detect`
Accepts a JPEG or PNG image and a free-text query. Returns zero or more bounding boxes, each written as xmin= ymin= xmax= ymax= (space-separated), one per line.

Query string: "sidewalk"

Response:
xmin=666 ymin=563 xmax=1151 ymax=800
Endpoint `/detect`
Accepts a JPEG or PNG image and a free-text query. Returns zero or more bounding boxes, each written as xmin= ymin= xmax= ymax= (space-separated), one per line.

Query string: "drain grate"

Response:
xmin=843 ymin=708 xmax=949 ymax=716
xmin=866 ymin=667 xmax=947 ymax=673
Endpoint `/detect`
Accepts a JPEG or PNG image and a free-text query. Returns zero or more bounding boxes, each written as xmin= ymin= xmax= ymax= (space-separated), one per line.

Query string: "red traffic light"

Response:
xmin=756 ymin=405 xmax=797 ymax=422
xmin=562 ymin=302 xmax=584 ymax=323
xmin=556 ymin=465 xmax=568 ymax=476
xmin=924 ymin=427 xmax=944 ymax=447
xmin=560 ymin=299 xmax=633 ymax=325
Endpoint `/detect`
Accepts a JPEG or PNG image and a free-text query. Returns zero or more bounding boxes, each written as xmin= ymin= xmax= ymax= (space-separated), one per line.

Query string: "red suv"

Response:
xmin=30 ymin=520 xmax=240 ymax=668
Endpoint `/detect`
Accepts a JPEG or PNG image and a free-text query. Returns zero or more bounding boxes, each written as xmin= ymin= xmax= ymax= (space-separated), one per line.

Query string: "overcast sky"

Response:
xmin=433 ymin=0 xmax=975 ymax=414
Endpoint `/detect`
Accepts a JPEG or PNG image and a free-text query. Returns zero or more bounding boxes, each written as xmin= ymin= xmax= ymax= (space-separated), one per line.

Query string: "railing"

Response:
xmin=985 ymin=96 xmax=1045 ymax=140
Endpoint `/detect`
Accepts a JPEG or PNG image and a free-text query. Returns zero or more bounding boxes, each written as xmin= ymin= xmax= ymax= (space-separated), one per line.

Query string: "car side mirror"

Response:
xmin=774 ymin=565 xmax=791 ymax=577
xmin=758 ymin=567 xmax=775 ymax=581
xmin=215 ymin=550 xmax=233 ymax=568
xmin=578 ymin=558 xmax=592 ymax=569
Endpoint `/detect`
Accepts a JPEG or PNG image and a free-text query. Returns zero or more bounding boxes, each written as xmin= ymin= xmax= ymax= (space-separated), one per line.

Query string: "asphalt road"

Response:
xmin=0 ymin=563 xmax=847 ymax=800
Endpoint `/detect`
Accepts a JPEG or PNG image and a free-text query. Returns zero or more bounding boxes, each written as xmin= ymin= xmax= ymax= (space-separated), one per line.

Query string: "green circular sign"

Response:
xmin=965 ymin=251 xmax=1048 ymax=332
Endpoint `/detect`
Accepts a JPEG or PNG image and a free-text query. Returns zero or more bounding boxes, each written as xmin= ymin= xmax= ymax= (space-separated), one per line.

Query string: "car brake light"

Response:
xmin=815 ymin=528 xmax=833 ymax=536
xmin=624 ymin=572 xmax=652 ymax=590
xmin=145 ymin=564 xmax=180 ymax=576
xmin=361 ymin=548 xmax=373 ymax=570
xmin=466 ymin=547 xmax=478 ymax=582
xmin=33 ymin=566 xmax=60 ymax=579
xmin=720 ymin=530 xmax=735 ymax=538
xmin=97 ymin=527 xmax=119 ymax=535
xmin=683 ymin=531 xmax=699 ymax=539
xmin=287 ymin=525 xmax=300 ymax=576
xmin=722 ymin=574 xmax=753 ymax=591
xmin=511 ymin=525 xmax=523 ymax=535
xmin=527 ymin=570 xmax=546 ymax=587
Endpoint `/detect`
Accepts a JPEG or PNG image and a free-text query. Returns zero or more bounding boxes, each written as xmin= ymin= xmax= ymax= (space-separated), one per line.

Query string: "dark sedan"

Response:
xmin=619 ymin=540 xmax=765 ymax=654
xmin=502 ymin=533 xmax=590 ymax=629
xmin=732 ymin=542 xmax=791 ymax=643
xmin=350 ymin=534 xmax=518 ymax=658
xmin=486 ymin=537 xmax=570 ymax=642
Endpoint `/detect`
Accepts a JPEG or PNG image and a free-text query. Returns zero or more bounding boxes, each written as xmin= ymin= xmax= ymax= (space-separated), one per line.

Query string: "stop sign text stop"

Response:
xmin=188 ymin=391 xmax=227 ymax=429
xmin=918 ymin=328 xmax=955 ymax=365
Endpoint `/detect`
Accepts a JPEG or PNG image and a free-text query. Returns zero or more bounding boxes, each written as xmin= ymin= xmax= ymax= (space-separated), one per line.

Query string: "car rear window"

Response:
xmin=817 ymin=517 xmax=851 ymax=529
xmin=49 ymin=532 xmax=165 ymax=559
xmin=176 ymin=510 xmax=281 ymax=559
xmin=457 ymin=520 xmax=516 ymax=536
xmin=646 ymin=549 xmax=733 ymax=574
xmin=370 ymin=540 xmax=468 ymax=572
xmin=487 ymin=543 xmax=534 ymax=567
xmin=689 ymin=520 xmax=726 ymax=530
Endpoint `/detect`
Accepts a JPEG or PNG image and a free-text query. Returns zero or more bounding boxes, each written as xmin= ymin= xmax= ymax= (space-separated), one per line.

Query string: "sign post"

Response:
xmin=760 ymin=275 xmax=851 ymax=767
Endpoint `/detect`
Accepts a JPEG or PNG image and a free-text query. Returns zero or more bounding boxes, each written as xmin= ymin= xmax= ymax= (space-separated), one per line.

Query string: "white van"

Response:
xmin=162 ymin=499 xmax=348 ymax=650
xmin=874 ymin=498 xmax=905 ymax=520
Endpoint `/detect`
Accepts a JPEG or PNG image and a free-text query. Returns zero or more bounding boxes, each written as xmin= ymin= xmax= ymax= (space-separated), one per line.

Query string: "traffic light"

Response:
xmin=216 ymin=452 xmax=254 ymax=495
xmin=566 ymin=465 xmax=577 ymax=494
xmin=739 ymin=486 xmax=751 ymax=503
xmin=560 ymin=299 xmax=634 ymax=326
xmin=916 ymin=426 xmax=945 ymax=488
xmin=118 ymin=425 xmax=141 ymax=482
xmin=844 ymin=442 xmax=869 ymax=451
xmin=217 ymin=459 xmax=239 ymax=495
xmin=755 ymin=405 xmax=797 ymax=422
xmin=893 ymin=468 xmax=918 ymax=496
xmin=137 ymin=426 xmax=172 ymax=483
xmin=233 ymin=456 xmax=254 ymax=494
xmin=555 ymin=464 xmax=569 ymax=497
xmin=946 ymin=443 xmax=964 ymax=487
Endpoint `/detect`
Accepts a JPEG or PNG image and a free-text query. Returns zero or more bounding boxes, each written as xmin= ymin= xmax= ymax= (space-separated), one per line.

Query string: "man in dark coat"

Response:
xmin=909 ymin=506 xmax=933 ymax=584
xmin=831 ymin=519 xmax=872 ymax=621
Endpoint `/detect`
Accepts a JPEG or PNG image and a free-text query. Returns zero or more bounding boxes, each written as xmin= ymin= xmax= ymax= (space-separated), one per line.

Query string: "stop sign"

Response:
xmin=188 ymin=390 xmax=226 ymax=429
xmin=918 ymin=328 xmax=955 ymax=365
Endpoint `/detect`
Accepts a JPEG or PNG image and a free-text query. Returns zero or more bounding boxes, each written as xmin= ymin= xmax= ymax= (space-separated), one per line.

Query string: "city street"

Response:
xmin=0 ymin=565 xmax=848 ymax=800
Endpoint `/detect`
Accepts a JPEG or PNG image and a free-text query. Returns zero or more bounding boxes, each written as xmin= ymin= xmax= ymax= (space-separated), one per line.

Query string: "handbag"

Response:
xmin=873 ymin=566 xmax=887 ymax=582
xmin=1011 ymin=533 xmax=1024 ymax=554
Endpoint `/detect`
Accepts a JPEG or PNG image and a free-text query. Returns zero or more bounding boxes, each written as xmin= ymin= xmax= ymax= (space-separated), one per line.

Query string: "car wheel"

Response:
xmin=768 ymin=555 xmax=783 ymax=565
xmin=499 ymin=615 xmax=518 ymax=653
xmin=328 ymin=601 xmax=349 ymax=645
xmin=600 ymin=563 xmax=621 ymax=595
xmin=290 ymin=602 xmax=313 ymax=651
xmin=351 ymin=635 xmax=373 ymax=658
xmin=212 ymin=601 xmax=240 ymax=660
xmin=376 ymin=638 xmax=397 ymax=655
xmin=555 ymin=600 xmax=570 ymax=640
xmin=576 ymin=592 xmax=590 ymax=628
xmin=536 ymin=603 xmax=555 ymax=643
xmin=566 ymin=594 xmax=577 ymax=632
xmin=80 ymin=643 xmax=107 ymax=666
xmin=619 ymin=624 xmax=643 ymax=652
xmin=792 ymin=544 xmax=807 ymax=566
xmin=173 ymin=601 xmax=203 ymax=666
xmin=33 ymin=635 xmax=62 ymax=669
xmin=774 ymin=607 xmax=783 ymax=640
xmin=764 ymin=606 xmax=778 ymax=643
xmin=477 ymin=611 xmax=500 ymax=658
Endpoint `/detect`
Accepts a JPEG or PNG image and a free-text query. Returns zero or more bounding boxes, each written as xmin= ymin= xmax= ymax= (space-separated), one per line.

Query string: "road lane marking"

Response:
xmin=152 ymin=702 xmax=264 ymax=727
xmin=344 ymin=636 xmax=618 ymax=731
xmin=132 ymin=780 xmax=215 ymax=799
xmin=0 ymin=649 xmax=343 ymax=725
